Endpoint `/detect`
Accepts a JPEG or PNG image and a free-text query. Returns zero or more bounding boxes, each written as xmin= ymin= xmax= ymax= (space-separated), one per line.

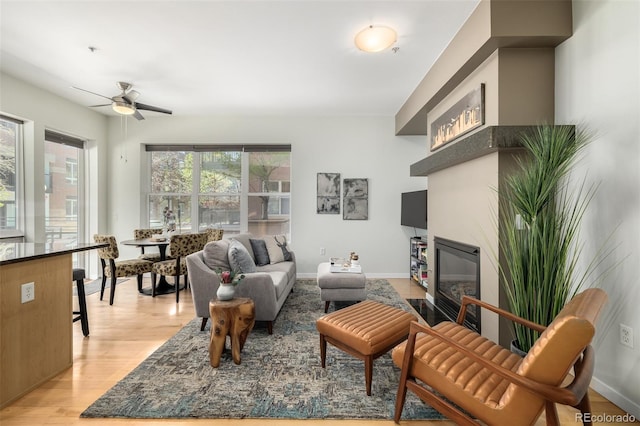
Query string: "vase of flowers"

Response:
xmin=215 ymin=269 xmax=245 ymax=301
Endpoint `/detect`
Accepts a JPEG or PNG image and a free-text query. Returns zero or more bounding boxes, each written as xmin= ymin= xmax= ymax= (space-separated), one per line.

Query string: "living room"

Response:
xmin=0 ymin=0 xmax=638 ymax=423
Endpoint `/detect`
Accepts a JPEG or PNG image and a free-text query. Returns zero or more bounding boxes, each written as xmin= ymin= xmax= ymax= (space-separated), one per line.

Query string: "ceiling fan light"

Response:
xmin=354 ymin=25 xmax=397 ymax=53
xmin=112 ymin=101 xmax=136 ymax=115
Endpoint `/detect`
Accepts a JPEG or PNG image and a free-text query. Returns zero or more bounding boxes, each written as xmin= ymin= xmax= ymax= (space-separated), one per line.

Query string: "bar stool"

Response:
xmin=72 ymin=268 xmax=89 ymax=336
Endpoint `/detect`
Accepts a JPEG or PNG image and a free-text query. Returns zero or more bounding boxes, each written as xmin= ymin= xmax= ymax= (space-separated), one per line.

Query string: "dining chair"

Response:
xmin=133 ymin=228 xmax=164 ymax=261
xmin=392 ymin=288 xmax=608 ymax=426
xmin=203 ymin=228 xmax=224 ymax=243
xmin=151 ymin=233 xmax=208 ymax=302
xmin=93 ymin=234 xmax=154 ymax=305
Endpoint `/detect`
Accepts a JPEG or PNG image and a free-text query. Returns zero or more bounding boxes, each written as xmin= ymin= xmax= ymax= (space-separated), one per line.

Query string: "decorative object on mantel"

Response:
xmin=497 ymin=124 xmax=615 ymax=353
xmin=343 ymin=178 xmax=368 ymax=220
xmin=317 ymin=172 xmax=341 ymax=214
xmin=430 ymin=84 xmax=485 ymax=151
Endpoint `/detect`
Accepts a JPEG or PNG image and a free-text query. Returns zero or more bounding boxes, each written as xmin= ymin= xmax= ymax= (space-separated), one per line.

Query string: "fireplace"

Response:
xmin=434 ymin=237 xmax=481 ymax=333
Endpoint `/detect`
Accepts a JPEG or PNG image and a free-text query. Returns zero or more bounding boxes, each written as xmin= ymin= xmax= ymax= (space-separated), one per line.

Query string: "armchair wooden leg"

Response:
xmin=395 ymin=326 xmax=418 ymax=424
xmin=200 ymin=317 xmax=208 ymax=331
xmin=267 ymin=321 xmax=273 ymax=335
xmin=545 ymin=401 xmax=560 ymax=426
xmin=575 ymin=394 xmax=593 ymax=426
xmin=137 ymin=274 xmax=143 ymax=293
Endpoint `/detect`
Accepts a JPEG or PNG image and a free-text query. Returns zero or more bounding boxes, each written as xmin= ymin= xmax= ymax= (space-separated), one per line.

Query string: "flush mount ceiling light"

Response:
xmin=112 ymin=101 xmax=136 ymax=115
xmin=354 ymin=25 xmax=397 ymax=53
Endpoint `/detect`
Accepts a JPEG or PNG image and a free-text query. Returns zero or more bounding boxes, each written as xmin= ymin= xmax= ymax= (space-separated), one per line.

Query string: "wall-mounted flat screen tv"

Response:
xmin=401 ymin=190 xmax=427 ymax=229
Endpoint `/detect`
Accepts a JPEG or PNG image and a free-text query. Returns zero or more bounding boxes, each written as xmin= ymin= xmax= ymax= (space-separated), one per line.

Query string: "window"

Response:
xmin=66 ymin=158 xmax=78 ymax=184
xmin=147 ymin=146 xmax=291 ymax=238
xmin=0 ymin=115 xmax=22 ymax=237
xmin=65 ymin=196 xmax=78 ymax=218
xmin=44 ymin=130 xmax=85 ymax=261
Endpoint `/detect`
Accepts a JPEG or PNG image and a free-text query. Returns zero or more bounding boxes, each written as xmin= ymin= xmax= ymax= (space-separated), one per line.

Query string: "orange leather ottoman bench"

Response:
xmin=316 ymin=299 xmax=417 ymax=396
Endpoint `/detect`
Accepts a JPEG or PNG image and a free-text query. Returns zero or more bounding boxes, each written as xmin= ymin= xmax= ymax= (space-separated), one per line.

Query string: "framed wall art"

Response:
xmin=430 ymin=84 xmax=485 ymax=151
xmin=343 ymin=178 xmax=368 ymax=220
xmin=317 ymin=172 xmax=341 ymax=214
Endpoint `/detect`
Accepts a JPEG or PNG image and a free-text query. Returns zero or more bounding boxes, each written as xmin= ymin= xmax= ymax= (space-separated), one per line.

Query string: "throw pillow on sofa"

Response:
xmin=228 ymin=239 xmax=257 ymax=273
xmin=264 ymin=234 xmax=292 ymax=264
xmin=250 ymin=238 xmax=270 ymax=266
xmin=203 ymin=239 xmax=231 ymax=270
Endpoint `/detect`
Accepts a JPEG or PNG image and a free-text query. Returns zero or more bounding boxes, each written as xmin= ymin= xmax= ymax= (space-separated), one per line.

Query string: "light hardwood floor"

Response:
xmin=0 ymin=277 xmax=633 ymax=425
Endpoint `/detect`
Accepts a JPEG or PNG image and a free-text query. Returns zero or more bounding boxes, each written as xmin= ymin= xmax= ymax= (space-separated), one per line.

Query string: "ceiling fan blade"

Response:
xmin=133 ymin=109 xmax=145 ymax=121
xmin=72 ymin=86 xmax=113 ymax=101
xmin=89 ymin=103 xmax=111 ymax=108
xmin=135 ymin=102 xmax=172 ymax=115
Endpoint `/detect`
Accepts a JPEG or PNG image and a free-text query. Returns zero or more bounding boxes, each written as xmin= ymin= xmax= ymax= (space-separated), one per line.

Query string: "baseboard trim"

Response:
xmin=591 ymin=376 xmax=640 ymax=418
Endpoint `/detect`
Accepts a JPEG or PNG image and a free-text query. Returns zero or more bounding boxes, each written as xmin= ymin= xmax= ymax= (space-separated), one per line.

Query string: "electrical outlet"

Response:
xmin=21 ymin=282 xmax=35 ymax=303
xmin=620 ymin=324 xmax=634 ymax=348
xmin=320 ymin=247 xmax=326 ymax=256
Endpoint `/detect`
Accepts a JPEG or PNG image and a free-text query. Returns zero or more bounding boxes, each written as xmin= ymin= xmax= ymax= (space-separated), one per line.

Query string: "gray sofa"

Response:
xmin=186 ymin=233 xmax=296 ymax=334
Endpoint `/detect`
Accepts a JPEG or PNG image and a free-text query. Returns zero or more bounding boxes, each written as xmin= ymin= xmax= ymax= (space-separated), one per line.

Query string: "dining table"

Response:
xmin=120 ymin=237 xmax=177 ymax=296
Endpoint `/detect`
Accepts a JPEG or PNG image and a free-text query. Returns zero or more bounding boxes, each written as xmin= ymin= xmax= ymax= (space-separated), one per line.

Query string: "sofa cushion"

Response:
xmin=231 ymin=233 xmax=255 ymax=261
xmin=264 ymin=234 xmax=291 ymax=264
xmin=250 ymin=238 xmax=271 ymax=266
xmin=202 ymin=239 xmax=231 ymax=270
xmin=256 ymin=261 xmax=295 ymax=282
xmin=228 ymin=239 xmax=257 ymax=273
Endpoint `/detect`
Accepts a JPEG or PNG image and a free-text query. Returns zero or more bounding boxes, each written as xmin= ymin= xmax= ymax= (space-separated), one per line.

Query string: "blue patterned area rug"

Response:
xmin=80 ymin=279 xmax=444 ymax=420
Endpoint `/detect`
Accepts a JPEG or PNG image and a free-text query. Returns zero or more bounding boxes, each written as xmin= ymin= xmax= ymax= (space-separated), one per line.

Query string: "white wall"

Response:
xmin=105 ymin=115 xmax=428 ymax=277
xmin=555 ymin=0 xmax=640 ymax=416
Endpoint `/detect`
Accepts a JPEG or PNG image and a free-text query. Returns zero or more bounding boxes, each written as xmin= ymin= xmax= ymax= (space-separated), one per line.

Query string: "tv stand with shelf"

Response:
xmin=409 ymin=236 xmax=428 ymax=291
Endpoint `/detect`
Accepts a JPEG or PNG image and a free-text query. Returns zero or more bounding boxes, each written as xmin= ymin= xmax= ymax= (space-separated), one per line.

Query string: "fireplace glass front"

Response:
xmin=434 ymin=237 xmax=480 ymax=333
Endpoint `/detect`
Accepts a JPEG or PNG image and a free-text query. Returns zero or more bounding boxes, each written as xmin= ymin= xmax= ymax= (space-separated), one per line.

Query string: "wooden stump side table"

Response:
xmin=208 ymin=297 xmax=255 ymax=368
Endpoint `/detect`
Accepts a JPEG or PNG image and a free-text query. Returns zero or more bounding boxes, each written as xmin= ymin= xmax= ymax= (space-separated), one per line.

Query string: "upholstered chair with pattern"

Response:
xmin=203 ymin=228 xmax=224 ymax=243
xmin=93 ymin=234 xmax=154 ymax=305
xmin=133 ymin=228 xmax=164 ymax=261
xmin=151 ymin=233 xmax=208 ymax=302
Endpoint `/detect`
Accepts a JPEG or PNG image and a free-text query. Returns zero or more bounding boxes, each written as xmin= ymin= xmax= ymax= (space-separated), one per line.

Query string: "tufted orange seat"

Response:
xmin=392 ymin=288 xmax=608 ymax=426
xmin=316 ymin=300 xmax=417 ymax=396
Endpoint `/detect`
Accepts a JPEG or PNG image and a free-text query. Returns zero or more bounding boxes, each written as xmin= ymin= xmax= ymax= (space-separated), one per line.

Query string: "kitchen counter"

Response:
xmin=0 ymin=242 xmax=107 ymax=265
xmin=0 ymin=242 xmax=107 ymax=408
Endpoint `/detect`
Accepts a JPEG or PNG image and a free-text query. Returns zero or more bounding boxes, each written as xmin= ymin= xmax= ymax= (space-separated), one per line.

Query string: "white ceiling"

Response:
xmin=0 ymin=0 xmax=479 ymax=118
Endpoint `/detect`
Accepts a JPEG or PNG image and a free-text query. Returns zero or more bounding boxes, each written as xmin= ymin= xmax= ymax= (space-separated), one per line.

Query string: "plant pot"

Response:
xmin=216 ymin=283 xmax=235 ymax=301
xmin=510 ymin=339 xmax=527 ymax=357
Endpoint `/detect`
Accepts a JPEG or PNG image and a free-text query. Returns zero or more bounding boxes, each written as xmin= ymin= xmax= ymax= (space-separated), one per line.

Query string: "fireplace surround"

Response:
xmin=434 ymin=237 xmax=481 ymax=333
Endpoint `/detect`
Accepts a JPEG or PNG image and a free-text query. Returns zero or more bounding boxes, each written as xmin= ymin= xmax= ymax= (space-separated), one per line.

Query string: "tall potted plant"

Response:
xmin=498 ymin=124 xmax=600 ymax=353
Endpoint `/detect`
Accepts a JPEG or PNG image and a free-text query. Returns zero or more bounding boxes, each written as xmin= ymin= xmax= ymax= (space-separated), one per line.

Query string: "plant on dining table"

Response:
xmin=214 ymin=268 xmax=245 ymax=286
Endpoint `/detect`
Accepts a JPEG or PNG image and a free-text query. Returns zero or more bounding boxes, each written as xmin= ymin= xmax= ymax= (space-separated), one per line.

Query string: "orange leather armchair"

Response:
xmin=393 ymin=288 xmax=607 ymax=426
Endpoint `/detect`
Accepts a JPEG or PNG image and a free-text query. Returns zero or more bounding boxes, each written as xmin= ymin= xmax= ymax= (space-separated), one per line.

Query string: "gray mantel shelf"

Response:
xmin=410 ymin=126 xmax=538 ymax=177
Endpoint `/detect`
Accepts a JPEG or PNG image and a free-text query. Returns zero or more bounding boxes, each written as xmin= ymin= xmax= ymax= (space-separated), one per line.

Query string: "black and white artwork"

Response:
xmin=343 ymin=178 xmax=368 ymax=220
xmin=317 ymin=172 xmax=341 ymax=214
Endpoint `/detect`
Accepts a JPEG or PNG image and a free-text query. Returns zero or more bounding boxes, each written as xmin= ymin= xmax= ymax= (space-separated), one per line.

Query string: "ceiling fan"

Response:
xmin=73 ymin=81 xmax=172 ymax=120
